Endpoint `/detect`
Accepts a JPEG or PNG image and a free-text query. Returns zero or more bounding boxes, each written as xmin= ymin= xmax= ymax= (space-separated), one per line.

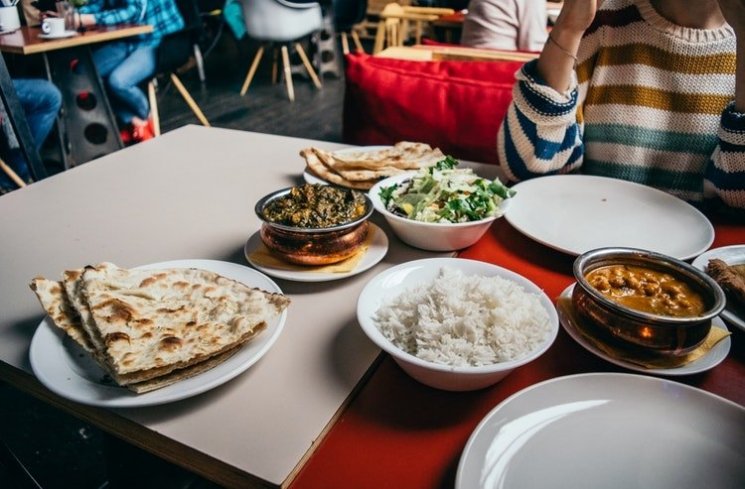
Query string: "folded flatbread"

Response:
xmin=30 ymin=263 xmax=291 ymax=393
xmin=301 ymin=141 xmax=446 ymax=189
xmin=707 ymin=259 xmax=745 ymax=307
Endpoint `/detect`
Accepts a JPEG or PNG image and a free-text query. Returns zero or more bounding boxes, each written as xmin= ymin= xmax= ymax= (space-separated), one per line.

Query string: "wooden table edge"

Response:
xmin=0 ymin=351 xmax=386 ymax=489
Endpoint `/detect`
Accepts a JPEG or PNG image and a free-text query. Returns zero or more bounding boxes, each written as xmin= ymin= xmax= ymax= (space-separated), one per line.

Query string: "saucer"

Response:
xmin=39 ymin=30 xmax=78 ymax=40
xmin=557 ymin=284 xmax=731 ymax=376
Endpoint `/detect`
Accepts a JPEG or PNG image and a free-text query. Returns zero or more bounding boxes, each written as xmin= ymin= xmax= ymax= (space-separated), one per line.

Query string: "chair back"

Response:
xmin=241 ymin=0 xmax=323 ymax=42
xmin=333 ymin=0 xmax=367 ymax=32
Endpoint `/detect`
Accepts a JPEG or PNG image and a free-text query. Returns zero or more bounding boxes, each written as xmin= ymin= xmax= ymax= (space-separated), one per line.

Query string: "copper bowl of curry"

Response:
xmin=572 ymin=248 xmax=726 ymax=355
xmin=255 ymin=184 xmax=374 ymax=265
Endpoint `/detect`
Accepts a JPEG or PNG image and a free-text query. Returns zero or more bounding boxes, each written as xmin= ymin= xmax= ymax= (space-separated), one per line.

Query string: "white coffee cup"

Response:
xmin=0 ymin=7 xmax=21 ymax=33
xmin=41 ymin=17 xmax=66 ymax=37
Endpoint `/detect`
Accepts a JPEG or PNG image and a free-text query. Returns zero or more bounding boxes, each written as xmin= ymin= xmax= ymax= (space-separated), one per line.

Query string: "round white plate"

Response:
xmin=557 ymin=284 xmax=730 ymax=376
xmin=456 ymin=373 xmax=745 ymax=489
xmin=244 ymin=222 xmax=389 ymax=282
xmin=39 ymin=30 xmax=78 ymax=39
xmin=505 ymin=175 xmax=714 ymax=260
xmin=692 ymin=245 xmax=745 ymax=332
xmin=302 ymin=145 xmax=391 ymax=186
xmin=29 ymin=259 xmax=288 ymax=408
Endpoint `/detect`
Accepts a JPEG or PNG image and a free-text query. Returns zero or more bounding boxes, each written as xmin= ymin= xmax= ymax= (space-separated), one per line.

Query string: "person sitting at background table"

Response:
xmin=74 ymin=0 xmax=184 ymax=143
xmin=460 ymin=0 xmax=548 ymax=51
xmin=497 ymin=0 xmax=745 ymax=213
xmin=0 ymin=78 xmax=61 ymax=193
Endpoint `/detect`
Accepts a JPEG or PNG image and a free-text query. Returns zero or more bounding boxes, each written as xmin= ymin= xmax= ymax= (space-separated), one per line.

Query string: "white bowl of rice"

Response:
xmin=357 ymin=258 xmax=559 ymax=391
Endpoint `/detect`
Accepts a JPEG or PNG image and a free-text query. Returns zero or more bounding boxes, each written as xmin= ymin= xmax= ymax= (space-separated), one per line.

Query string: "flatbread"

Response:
xmin=300 ymin=141 xmax=446 ymax=189
xmin=314 ymin=142 xmax=445 ymax=172
xmin=125 ymin=346 xmax=241 ymax=394
xmin=29 ymin=263 xmax=290 ymax=393
xmin=302 ymin=148 xmax=377 ymax=189
xmin=80 ymin=263 xmax=289 ymax=381
xmin=30 ymin=278 xmax=95 ymax=353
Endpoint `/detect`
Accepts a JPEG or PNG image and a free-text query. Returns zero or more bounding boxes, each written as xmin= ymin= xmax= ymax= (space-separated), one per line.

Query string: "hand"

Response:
xmin=719 ymin=0 xmax=745 ymax=36
xmin=40 ymin=10 xmax=60 ymax=20
xmin=554 ymin=0 xmax=601 ymax=35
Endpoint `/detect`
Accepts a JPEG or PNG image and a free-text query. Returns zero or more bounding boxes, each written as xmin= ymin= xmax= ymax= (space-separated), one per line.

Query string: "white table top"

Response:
xmin=0 ymin=126 xmax=447 ymax=488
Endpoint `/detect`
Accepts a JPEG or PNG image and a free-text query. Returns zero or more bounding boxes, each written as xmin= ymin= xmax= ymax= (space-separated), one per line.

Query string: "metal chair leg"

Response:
xmin=193 ymin=44 xmax=206 ymax=83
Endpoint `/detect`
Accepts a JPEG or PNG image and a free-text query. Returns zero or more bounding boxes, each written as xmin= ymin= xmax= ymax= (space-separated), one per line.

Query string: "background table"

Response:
xmin=0 ymin=24 xmax=153 ymax=168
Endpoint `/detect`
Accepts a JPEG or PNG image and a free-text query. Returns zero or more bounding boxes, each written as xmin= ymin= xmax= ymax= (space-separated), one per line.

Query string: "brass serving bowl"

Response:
xmin=255 ymin=185 xmax=374 ymax=266
xmin=572 ymin=247 xmax=726 ymax=355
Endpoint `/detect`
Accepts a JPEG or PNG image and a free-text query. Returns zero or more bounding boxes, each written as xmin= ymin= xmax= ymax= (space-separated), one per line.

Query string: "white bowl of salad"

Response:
xmin=369 ymin=157 xmax=515 ymax=251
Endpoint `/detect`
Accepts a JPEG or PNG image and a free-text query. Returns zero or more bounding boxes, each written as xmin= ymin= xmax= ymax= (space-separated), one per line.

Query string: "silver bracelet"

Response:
xmin=547 ymin=33 xmax=578 ymax=66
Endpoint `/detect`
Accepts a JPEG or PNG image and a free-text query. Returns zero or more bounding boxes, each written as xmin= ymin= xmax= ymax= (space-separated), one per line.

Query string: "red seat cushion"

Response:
xmin=342 ymin=53 xmax=524 ymax=165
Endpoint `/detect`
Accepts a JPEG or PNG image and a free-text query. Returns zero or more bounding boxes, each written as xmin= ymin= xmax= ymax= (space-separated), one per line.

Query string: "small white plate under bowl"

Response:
xmin=692 ymin=245 xmax=745 ymax=332
xmin=39 ymin=30 xmax=78 ymax=39
xmin=557 ymin=284 xmax=731 ymax=376
xmin=29 ymin=259 xmax=288 ymax=408
xmin=456 ymin=373 xmax=745 ymax=489
xmin=244 ymin=222 xmax=389 ymax=283
xmin=302 ymin=145 xmax=390 ymax=186
xmin=505 ymin=175 xmax=714 ymax=260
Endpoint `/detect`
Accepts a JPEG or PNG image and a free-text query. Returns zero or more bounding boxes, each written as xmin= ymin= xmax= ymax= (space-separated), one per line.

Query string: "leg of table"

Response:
xmin=46 ymin=46 xmax=123 ymax=167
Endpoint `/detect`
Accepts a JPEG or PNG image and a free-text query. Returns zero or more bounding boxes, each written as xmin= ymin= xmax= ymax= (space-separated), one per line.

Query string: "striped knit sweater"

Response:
xmin=497 ymin=0 xmax=745 ymax=211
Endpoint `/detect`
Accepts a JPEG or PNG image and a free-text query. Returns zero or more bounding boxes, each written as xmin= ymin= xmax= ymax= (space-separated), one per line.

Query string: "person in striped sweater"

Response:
xmin=497 ymin=0 xmax=745 ymax=212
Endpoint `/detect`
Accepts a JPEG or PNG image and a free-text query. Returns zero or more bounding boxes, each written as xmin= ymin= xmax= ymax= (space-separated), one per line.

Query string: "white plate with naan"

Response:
xmin=302 ymin=145 xmax=390 ymax=186
xmin=29 ymin=259 xmax=289 ymax=408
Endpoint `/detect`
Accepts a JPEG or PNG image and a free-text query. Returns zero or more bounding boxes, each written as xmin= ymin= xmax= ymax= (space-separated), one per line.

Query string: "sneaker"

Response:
xmin=131 ymin=119 xmax=155 ymax=143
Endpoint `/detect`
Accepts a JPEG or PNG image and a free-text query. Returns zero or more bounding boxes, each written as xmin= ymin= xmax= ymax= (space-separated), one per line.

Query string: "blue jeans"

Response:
xmin=92 ymin=41 xmax=157 ymax=124
xmin=0 ymin=78 xmax=61 ymax=190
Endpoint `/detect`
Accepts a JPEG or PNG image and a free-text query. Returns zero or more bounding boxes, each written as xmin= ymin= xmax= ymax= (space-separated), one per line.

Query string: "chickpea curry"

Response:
xmin=263 ymin=184 xmax=367 ymax=228
xmin=586 ymin=265 xmax=706 ymax=317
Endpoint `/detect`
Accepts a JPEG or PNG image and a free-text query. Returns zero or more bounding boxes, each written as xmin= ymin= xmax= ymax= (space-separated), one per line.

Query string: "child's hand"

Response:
xmin=554 ymin=0 xmax=601 ymax=35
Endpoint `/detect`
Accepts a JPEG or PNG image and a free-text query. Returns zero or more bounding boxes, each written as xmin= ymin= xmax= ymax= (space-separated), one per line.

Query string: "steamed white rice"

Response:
xmin=373 ymin=267 xmax=551 ymax=367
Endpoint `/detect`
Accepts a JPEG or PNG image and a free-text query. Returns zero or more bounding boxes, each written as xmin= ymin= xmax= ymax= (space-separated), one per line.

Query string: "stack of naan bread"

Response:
xmin=301 ymin=141 xmax=446 ymax=190
xmin=30 ymin=263 xmax=290 ymax=394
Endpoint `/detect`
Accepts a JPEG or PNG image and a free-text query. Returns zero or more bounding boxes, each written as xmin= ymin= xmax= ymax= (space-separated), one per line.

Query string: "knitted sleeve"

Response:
xmin=497 ymin=29 xmax=600 ymax=182
xmin=704 ymin=103 xmax=745 ymax=211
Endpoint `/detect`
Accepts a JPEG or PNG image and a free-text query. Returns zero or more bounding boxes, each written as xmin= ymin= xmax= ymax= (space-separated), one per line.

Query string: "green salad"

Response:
xmin=378 ymin=157 xmax=516 ymax=223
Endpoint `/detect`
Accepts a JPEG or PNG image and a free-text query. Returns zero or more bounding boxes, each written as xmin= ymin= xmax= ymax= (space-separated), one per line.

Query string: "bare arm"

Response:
xmin=537 ymin=0 xmax=599 ymax=92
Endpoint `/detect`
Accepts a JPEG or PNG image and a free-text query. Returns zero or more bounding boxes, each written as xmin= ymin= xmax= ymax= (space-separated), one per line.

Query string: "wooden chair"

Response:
xmin=147 ymin=0 xmax=211 ymax=136
xmin=239 ymin=0 xmax=323 ymax=102
xmin=333 ymin=0 xmax=368 ymax=55
xmin=372 ymin=3 xmax=454 ymax=54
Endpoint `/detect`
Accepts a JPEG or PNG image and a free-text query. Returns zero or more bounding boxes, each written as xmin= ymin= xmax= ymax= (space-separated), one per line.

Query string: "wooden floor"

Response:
xmin=1 ymin=32 xmax=353 ymax=489
xmin=158 ymin=33 xmax=346 ymax=143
